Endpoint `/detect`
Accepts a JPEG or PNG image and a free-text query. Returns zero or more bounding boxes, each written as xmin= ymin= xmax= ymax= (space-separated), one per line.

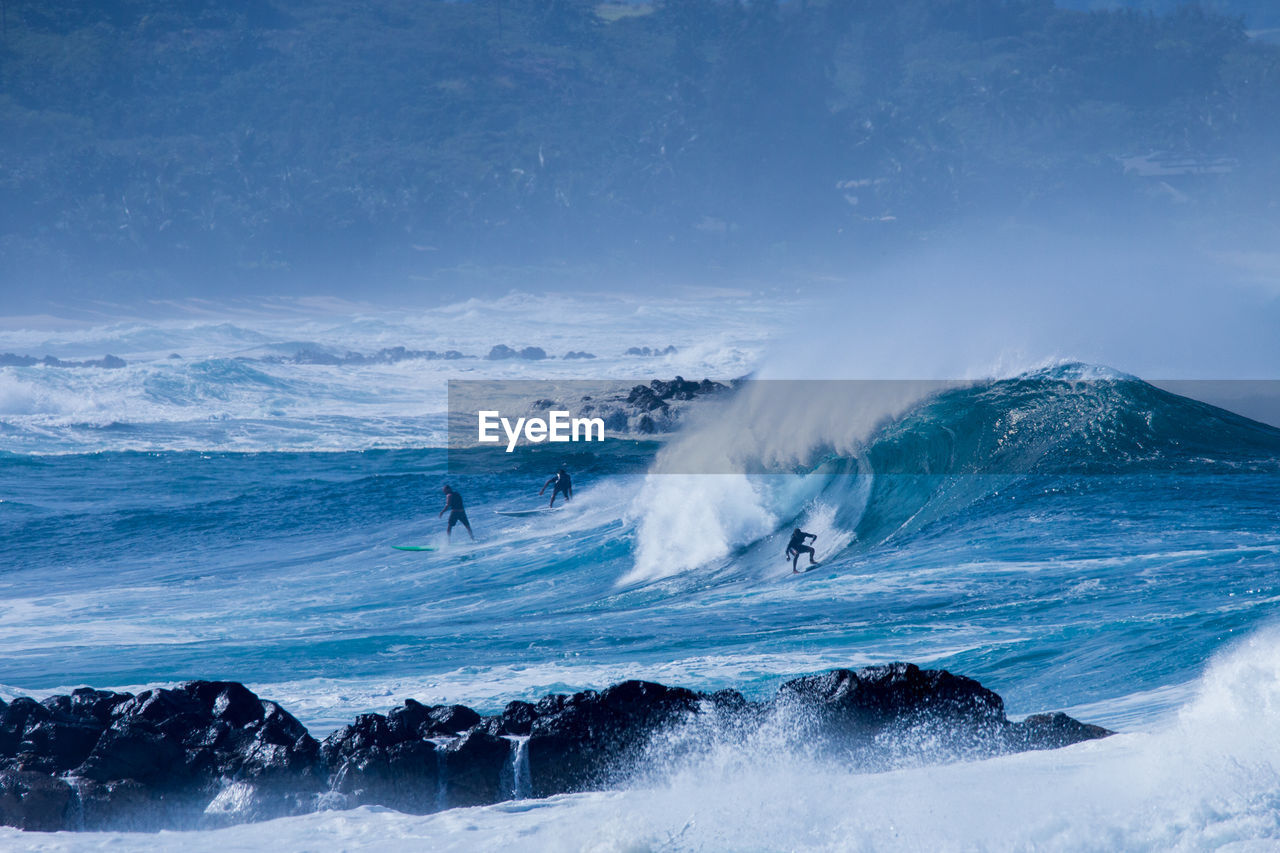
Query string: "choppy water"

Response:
xmin=2 ymin=293 xmax=1279 ymax=851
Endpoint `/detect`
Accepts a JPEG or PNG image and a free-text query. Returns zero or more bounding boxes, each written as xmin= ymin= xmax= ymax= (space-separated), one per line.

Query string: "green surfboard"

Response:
xmin=392 ymin=545 xmax=436 ymax=552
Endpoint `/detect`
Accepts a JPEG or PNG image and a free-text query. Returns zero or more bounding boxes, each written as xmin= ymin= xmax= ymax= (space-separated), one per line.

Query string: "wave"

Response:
xmin=628 ymin=364 xmax=1280 ymax=581
xmin=0 ymin=293 xmax=781 ymax=454
xmin=11 ymin=624 xmax=1280 ymax=851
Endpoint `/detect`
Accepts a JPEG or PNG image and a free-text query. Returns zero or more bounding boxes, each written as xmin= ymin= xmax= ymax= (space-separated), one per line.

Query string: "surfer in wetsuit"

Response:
xmin=439 ymin=485 xmax=475 ymax=541
xmin=539 ymin=468 xmax=573 ymax=507
xmin=786 ymin=528 xmax=817 ymax=573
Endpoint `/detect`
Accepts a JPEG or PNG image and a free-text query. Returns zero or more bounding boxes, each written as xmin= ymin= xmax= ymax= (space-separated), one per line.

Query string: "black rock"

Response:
xmin=777 ymin=664 xmax=1005 ymax=732
xmin=526 ymin=680 xmax=701 ymax=797
xmin=626 ymin=384 xmax=669 ymax=413
xmin=1 ymin=692 xmax=129 ymax=775
xmin=63 ymin=688 xmax=134 ymax=725
xmin=707 ymin=689 xmax=750 ymax=714
xmin=440 ymin=730 xmax=510 ymax=808
xmin=0 ymin=770 xmax=74 ymax=832
xmin=499 ymin=701 xmax=537 ymax=737
xmin=427 ymin=704 xmax=482 ymax=735
xmin=774 ymin=664 xmax=1014 ymax=764
xmin=322 ymin=712 xmax=441 ymax=814
xmin=1007 ymin=712 xmax=1114 ymax=751
xmin=0 ymin=668 xmax=1112 ymax=833
xmin=71 ymin=681 xmax=322 ymax=830
xmin=383 ymin=700 xmax=481 ymax=737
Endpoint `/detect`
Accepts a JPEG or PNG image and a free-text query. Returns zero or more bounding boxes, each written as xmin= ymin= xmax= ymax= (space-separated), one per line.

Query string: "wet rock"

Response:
xmin=526 ymin=680 xmax=701 ymax=797
xmin=774 ymin=663 xmax=1017 ymax=764
xmin=626 ymin=384 xmax=669 ymax=413
xmin=440 ymin=730 xmax=509 ymax=808
xmin=71 ymin=682 xmax=321 ymax=830
xmin=1007 ymin=712 xmax=1114 ymax=751
xmin=0 ymin=770 xmax=74 ymax=831
xmin=0 ymin=668 xmax=1111 ymax=833
xmin=498 ymin=700 xmax=538 ymax=737
xmin=0 ymin=692 xmax=128 ymax=776
xmin=387 ymin=700 xmax=480 ymax=737
xmin=322 ymin=712 xmax=441 ymax=815
xmin=707 ymin=689 xmax=750 ymax=714
xmin=777 ymin=664 xmax=1006 ymax=733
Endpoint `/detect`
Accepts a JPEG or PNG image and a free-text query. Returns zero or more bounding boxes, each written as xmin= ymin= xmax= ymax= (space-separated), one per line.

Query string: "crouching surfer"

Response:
xmin=539 ymin=467 xmax=573 ymax=507
xmin=439 ymin=485 xmax=475 ymax=542
xmin=786 ymin=528 xmax=818 ymax=573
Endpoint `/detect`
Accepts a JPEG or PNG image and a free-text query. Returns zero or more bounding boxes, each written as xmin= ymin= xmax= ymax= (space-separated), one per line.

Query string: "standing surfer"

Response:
xmin=539 ymin=467 xmax=573 ymax=507
xmin=786 ymin=528 xmax=818 ymax=573
xmin=439 ymin=485 xmax=475 ymax=541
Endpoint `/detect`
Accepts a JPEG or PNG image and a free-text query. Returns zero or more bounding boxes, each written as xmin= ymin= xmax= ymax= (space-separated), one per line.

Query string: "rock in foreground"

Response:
xmin=0 ymin=664 xmax=1111 ymax=832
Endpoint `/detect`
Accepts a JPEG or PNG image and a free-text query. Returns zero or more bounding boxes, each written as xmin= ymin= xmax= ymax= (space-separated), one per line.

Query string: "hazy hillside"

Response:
xmin=2 ymin=0 xmax=1279 ymax=303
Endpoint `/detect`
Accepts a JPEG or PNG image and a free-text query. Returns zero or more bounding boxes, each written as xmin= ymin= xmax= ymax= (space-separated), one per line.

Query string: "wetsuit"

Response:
xmin=542 ymin=470 xmax=572 ymax=506
xmin=445 ymin=490 xmax=470 ymax=533
xmin=786 ymin=529 xmax=817 ymax=570
xmin=550 ymin=471 xmax=572 ymax=501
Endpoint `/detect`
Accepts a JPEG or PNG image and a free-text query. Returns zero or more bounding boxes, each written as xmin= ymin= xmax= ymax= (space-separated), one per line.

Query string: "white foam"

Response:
xmin=625 ymin=474 xmax=776 ymax=583
xmin=9 ymin=625 xmax=1280 ymax=851
xmin=0 ymin=292 xmax=786 ymax=454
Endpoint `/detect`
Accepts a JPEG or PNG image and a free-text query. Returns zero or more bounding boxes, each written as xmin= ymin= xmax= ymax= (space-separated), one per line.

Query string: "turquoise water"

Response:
xmin=4 ymin=372 xmax=1277 ymax=737
xmin=3 ymin=301 xmax=1280 ymax=850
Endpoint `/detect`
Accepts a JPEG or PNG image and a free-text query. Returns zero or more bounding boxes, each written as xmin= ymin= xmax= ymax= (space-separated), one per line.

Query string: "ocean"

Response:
xmin=2 ymin=292 xmax=1279 ymax=851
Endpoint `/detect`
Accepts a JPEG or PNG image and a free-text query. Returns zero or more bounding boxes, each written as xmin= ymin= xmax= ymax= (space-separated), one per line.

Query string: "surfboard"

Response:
xmin=392 ymin=545 xmax=436 ymax=551
xmin=495 ymin=507 xmax=563 ymax=517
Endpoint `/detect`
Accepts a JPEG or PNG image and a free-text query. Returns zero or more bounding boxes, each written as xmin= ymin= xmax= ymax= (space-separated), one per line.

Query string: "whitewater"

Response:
xmin=2 ymin=291 xmax=1280 ymax=851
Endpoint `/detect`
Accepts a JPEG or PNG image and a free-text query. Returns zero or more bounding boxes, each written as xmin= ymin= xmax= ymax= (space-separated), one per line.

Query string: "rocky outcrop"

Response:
xmin=247 ymin=345 xmax=466 ymax=365
xmin=486 ymin=344 xmax=547 ymax=360
xmin=625 ymin=346 xmax=678 ymax=357
xmin=522 ymin=680 xmax=701 ymax=797
xmin=0 ymin=682 xmax=321 ymax=831
xmin=768 ymin=664 xmax=1043 ymax=766
xmin=529 ymin=375 xmax=734 ymax=436
xmin=0 ymin=353 xmax=126 ymax=368
xmin=0 ymin=665 xmax=1112 ymax=832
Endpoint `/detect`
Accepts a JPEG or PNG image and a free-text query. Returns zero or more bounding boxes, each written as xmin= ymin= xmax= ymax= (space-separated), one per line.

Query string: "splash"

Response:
xmin=626 ymin=365 xmax=1280 ymax=581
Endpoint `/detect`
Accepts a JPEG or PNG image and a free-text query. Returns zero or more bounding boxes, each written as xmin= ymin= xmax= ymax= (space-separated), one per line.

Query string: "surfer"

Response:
xmin=539 ymin=467 xmax=573 ymax=507
xmin=439 ymin=485 xmax=475 ymax=541
xmin=785 ymin=528 xmax=818 ymax=573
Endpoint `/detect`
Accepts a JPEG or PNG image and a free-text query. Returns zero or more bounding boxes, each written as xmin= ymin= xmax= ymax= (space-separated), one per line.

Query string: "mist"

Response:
xmin=763 ymin=218 xmax=1280 ymax=382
